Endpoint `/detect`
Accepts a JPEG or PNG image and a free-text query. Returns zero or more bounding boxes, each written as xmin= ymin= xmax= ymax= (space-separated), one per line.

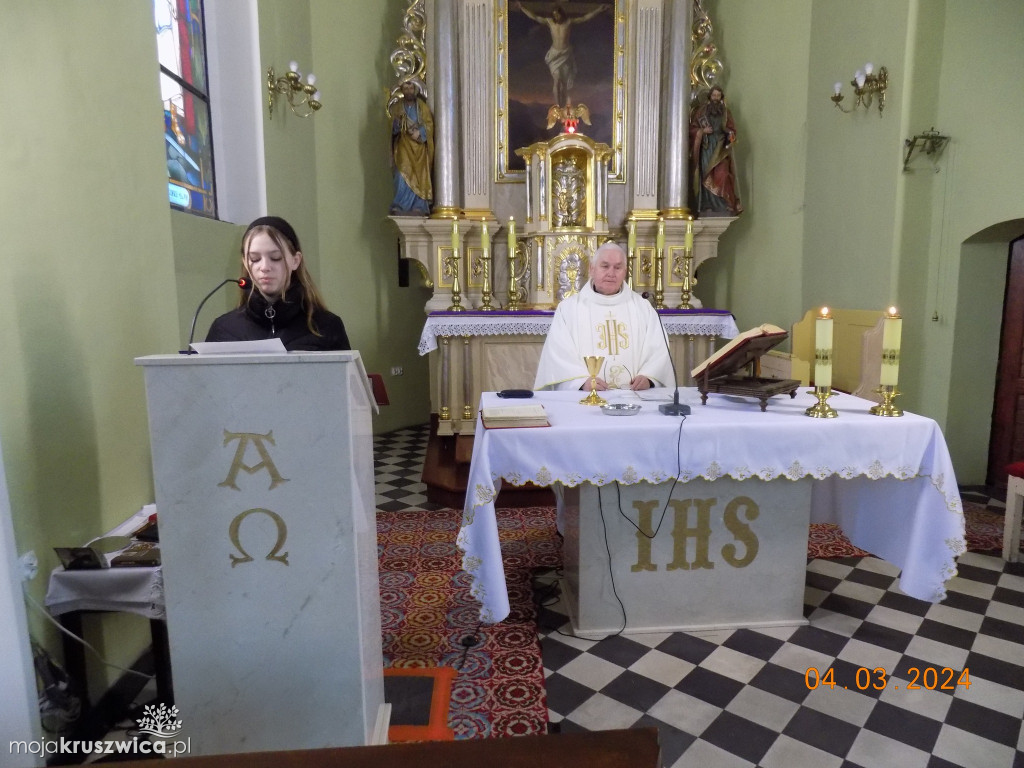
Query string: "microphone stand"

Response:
xmin=641 ymin=292 xmax=690 ymax=416
xmin=180 ymin=278 xmax=246 ymax=354
xmin=657 ymin=315 xmax=691 ymax=416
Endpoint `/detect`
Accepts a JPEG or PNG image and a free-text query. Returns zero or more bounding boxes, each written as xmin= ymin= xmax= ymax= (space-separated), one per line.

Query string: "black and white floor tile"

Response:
xmin=376 ymin=426 xmax=1024 ymax=768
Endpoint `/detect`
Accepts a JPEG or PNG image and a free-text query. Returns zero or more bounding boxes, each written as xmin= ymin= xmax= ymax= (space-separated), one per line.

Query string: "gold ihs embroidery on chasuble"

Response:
xmin=595 ymin=312 xmax=631 ymax=388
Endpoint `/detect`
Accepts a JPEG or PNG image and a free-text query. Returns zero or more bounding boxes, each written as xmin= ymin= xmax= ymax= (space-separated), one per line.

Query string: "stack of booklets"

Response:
xmin=480 ymin=404 xmax=550 ymax=429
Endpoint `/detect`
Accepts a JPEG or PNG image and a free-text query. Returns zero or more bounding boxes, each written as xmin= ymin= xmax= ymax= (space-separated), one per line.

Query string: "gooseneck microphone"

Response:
xmin=181 ymin=277 xmax=249 ymax=354
xmin=642 ymin=293 xmax=691 ymax=416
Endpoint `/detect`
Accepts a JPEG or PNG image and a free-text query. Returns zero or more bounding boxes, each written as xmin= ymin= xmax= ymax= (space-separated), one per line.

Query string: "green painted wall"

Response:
xmin=308 ymin=0 xmax=433 ymax=432
xmin=695 ymin=0 xmax=812 ymax=337
xmin=0 ymin=0 xmax=181 ymax=693
xmin=925 ymin=0 xmax=1024 ymax=480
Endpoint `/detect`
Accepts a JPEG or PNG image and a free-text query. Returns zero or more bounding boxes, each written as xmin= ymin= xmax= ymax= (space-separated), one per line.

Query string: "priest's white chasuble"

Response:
xmin=534 ymin=282 xmax=675 ymax=391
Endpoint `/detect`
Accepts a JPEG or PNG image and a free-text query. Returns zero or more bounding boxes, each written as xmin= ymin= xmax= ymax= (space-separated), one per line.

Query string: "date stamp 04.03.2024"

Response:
xmin=805 ymin=666 xmax=971 ymax=693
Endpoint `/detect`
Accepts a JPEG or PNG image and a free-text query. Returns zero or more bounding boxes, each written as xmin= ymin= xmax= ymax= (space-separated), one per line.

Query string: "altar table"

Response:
xmin=418 ymin=310 xmax=738 ymax=435
xmin=458 ymin=388 xmax=966 ymax=627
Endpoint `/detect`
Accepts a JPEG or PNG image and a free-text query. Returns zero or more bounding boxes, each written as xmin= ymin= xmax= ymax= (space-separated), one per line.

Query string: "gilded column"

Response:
xmin=658 ymin=0 xmax=690 ymax=218
xmin=431 ymin=0 xmax=462 ymax=218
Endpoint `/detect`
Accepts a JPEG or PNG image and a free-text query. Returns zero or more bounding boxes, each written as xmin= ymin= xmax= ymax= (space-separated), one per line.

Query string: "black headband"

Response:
xmin=244 ymin=216 xmax=300 ymax=252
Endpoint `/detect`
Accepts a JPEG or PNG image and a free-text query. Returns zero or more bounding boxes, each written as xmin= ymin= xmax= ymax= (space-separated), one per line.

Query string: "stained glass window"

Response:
xmin=155 ymin=0 xmax=216 ymax=218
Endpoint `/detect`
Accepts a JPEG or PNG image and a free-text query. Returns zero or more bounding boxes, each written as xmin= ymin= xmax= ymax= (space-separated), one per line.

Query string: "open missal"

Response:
xmin=480 ymin=404 xmax=550 ymax=429
xmin=691 ymin=323 xmax=788 ymax=379
xmin=691 ymin=323 xmax=800 ymax=411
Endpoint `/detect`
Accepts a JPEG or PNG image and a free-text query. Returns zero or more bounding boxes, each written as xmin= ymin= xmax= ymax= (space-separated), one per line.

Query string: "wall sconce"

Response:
xmin=831 ymin=63 xmax=888 ymax=116
xmin=903 ymin=128 xmax=949 ymax=172
xmin=267 ymin=61 xmax=322 ymax=119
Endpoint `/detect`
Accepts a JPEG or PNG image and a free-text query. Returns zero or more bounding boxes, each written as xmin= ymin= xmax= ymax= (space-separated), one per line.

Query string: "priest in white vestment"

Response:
xmin=534 ymin=242 xmax=675 ymax=391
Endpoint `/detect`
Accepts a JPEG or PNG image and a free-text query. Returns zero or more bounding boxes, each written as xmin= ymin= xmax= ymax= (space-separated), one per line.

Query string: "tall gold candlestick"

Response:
xmin=678 ymin=217 xmax=695 ymax=309
xmin=871 ymin=305 xmax=903 ymax=415
xmin=448 ymin=220 xmax=465 ymax=311
xmin=506 ymin=218 xmax=526 ymax=311
xmin=479 ymin=219 xmax=494 ymax=311
xmin=654 ymin=217 xmax=666 ymax=309
xmin=880 ymin=306 xmax=901 ymax=386
xmin=627 ymin=215 xmax=637 ymax=288
xmin=806 ymin=306 xmax=837 ymax=417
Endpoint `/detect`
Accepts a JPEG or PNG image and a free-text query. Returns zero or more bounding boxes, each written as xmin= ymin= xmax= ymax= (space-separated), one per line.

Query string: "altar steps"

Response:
xmin=421 ymin=419 xmax=554 ymax=509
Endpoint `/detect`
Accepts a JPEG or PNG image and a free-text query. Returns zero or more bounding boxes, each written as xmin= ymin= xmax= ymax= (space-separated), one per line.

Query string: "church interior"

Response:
xmin=2 ymin=1 xmax=1024 ymax=766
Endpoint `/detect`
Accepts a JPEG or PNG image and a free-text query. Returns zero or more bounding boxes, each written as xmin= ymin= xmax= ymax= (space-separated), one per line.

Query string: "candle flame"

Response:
xmin=888 ymin=306 xmax=898 ymax=316
xmin=820 ymin=306 xmax=830 ymax=318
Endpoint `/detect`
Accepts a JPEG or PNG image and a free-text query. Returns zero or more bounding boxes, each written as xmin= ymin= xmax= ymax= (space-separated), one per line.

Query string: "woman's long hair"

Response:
xmin=239 ymin=224 xmax=328 ymax=336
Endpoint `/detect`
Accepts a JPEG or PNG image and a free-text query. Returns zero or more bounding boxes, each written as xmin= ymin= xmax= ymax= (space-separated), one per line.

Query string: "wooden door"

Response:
xmin=988 ymin=237 xmax=1024 ymax=487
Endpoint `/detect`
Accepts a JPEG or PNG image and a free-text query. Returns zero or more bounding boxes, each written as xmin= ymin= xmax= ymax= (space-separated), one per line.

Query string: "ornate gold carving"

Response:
xmin=219 ymin=431 xmax=289 ymax=491
xmin=229 ymin=508 xmax=289 ymax=567
xmin=413 ymin=259 xmax=433 ymax=288
xmin=691 ymin=0 xmax=725 ymax=101
xmin=552 ymin=155 xmax=586 ymax=227
xmin=386 ymin=0 xmax=428 ymax=116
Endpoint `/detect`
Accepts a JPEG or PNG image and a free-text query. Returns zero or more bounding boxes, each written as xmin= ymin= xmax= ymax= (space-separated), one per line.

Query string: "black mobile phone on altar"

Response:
xmin=496 ymin=389 xmax=534 ymax=398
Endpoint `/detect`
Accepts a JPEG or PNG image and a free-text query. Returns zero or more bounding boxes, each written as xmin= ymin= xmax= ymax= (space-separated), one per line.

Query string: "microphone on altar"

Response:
xmin=181 ymin=277 xmax=249 ymax=354
xmin=642 ymin=292 xmax=690 ymax=416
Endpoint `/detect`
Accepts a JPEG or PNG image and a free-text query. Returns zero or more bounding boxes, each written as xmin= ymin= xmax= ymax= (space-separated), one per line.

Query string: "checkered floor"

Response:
xmin=374 ymin=426 xmax=1024 ymax=768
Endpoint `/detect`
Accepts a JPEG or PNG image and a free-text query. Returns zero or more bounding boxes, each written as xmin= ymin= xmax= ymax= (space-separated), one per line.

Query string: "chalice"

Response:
xmin=579 ymin=356 xmax=608 ymax=406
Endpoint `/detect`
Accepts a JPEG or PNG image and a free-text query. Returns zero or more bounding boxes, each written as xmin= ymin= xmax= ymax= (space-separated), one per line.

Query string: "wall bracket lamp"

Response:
xmin=267 ymin=61 xmax=322 ymax=119
xmin=831 ymin=64 xmax=888 ymax=116
xmin=903 ymin=128 xmax=949 ymax=172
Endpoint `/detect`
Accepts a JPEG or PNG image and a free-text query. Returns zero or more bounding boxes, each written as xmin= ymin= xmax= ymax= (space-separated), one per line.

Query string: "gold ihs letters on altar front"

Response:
xmin=219 ymin=429 xmax=291 ymax=568
xmin=630 ymin=495 xmax=760 ymax=572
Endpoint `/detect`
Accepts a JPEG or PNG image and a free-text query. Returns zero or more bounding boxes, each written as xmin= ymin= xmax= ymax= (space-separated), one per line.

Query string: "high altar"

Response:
xmin=388 ymin=1 xmax=740 ymax=432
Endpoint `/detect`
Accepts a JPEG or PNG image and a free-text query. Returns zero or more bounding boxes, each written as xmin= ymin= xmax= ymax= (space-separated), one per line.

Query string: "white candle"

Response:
xmin=881 ymin=306 xmax=902 ymax=386
xmin=656 ymin=218 xmax=665 ymax=252
xmin=627 ymin=217 xmax=636 ymax=254
xmin=451 ymin=220 xmax=459 ymax=252
xmin=507 ymin=217 xmax=516 ymax=256
xmin=685 ymin=217 xmax=694 ymax=251
xmin=481 ymin=220 xmax=489 ymax=256
xmin=815 ymin=307 xmax=833 ymax=389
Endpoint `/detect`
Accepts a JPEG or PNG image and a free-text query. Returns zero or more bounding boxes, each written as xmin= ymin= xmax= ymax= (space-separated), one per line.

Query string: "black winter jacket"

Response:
xmin=205 ymin=283 xmax=351 ymax=351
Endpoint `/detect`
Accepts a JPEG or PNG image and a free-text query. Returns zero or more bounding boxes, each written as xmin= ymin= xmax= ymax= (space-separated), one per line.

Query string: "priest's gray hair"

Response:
xmin=589 ymin=241 xmax=627 ymax=268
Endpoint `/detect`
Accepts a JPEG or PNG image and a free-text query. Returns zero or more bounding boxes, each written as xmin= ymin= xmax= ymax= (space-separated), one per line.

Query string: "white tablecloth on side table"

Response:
xmin=45 ymin=506 xmax=164 ymax=619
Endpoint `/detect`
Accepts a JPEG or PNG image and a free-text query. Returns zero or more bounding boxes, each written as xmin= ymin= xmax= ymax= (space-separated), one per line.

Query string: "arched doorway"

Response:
xmin=989 ymin=234 xmax=1024 ymax=488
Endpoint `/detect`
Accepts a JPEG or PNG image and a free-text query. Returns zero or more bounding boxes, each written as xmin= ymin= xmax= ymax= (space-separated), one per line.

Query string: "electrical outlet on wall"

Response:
xmin=19 ymin=550 xmax=38 ymax=581
xmin=390 ymin=366 xmax=404 ymax=376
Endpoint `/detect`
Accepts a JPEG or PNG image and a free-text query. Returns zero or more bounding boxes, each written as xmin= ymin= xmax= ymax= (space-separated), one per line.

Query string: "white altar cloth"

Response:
xmin=418 ymin=310 xmax=739 ymax=355
xmin=458 ymin=388 xmax=966 ymax=623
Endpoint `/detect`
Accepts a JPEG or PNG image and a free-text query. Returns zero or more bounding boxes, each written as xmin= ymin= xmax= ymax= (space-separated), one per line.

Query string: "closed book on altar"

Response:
xmin=481 ymin=404 xmax=550 ymax=429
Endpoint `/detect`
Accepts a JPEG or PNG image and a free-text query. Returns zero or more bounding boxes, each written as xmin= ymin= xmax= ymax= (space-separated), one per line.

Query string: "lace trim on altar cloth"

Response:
xmin=418 ymin=313 xmax=740 ymax=354
xmin=418 ymin=320 xmax=555 ymax=354
xmin=457 ymin=465 xmax=966 ymax=614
